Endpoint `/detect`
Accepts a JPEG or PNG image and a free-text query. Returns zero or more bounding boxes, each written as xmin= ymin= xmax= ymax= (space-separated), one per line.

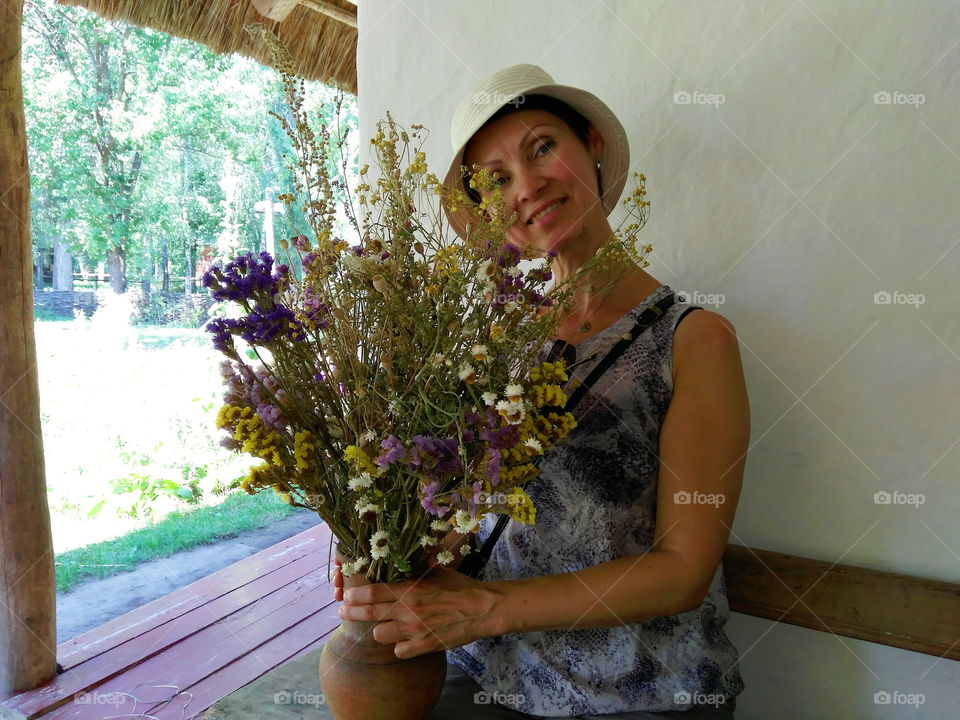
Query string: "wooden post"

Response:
xmin=0 ymin=0 xmax=58 ymax=699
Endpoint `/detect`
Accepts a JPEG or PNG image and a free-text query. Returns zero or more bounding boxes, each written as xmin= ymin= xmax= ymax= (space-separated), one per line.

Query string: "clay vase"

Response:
xmin=319 ymin=546 xmax=447 ymax=720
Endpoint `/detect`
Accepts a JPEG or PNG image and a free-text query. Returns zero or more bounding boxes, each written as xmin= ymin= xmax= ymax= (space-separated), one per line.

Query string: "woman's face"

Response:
xmin=462 ymin=109 xmax=605 ymax=258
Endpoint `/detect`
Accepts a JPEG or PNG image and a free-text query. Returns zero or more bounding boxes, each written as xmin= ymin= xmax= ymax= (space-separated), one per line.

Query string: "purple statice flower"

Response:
xmin=256 ymin=403 xmax=284 ymax=431
xmin=485 ymin=447 xmax=501 ymax=487
xmin=497 ymin=242 xmax=522 ymax=268
xmin=350 ymin=244 xmax=366 ymax=256
xmin=526 ymin=267 xmax=553 ymax=283
xmin=238 ymin=305 xmax=299 ymax=345
xmin=203 ymin=251 xmax=284 ymax=303
xmin=409 ymin=435 xmax=463 ymax=478
xmin=303 ymin=288 xmax=330 ymax=330
xmin=377 ymin=435 xmax=407 ymax=467
xmin=302 ymin=252 xmax=317 ymax=269
xmin=468 ymin=481 xmax=482 ymax=516
xmin=295 ymin=234 xmax=311 ymax=251
xmin=479 ymin=419 xmax=520 ymax=450
xmin=219 ymin=360 xmax=245 ymax=406
xmin=206 ymin=317 xmax=241 ymax=354
xmin=419 ymin=480 xmax=449 ymax=516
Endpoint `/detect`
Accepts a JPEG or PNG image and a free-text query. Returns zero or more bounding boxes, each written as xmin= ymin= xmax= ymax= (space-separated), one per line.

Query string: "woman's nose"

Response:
xmin=510 ymin=166 xmax=547 ymax=212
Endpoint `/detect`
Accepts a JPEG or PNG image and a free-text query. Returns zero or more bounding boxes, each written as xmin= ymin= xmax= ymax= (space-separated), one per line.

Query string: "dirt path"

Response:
xmin=56 ymin=511 xmax=322 ymax=644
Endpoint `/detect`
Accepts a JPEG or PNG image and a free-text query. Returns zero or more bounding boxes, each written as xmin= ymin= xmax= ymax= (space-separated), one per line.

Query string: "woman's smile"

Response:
xmin=527 ymin=197 xmax=566 ymax=226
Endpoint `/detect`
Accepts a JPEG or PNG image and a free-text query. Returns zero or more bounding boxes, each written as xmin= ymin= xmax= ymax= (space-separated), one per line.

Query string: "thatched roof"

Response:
xmin=56 ymin=0 xmax=358 ymax=94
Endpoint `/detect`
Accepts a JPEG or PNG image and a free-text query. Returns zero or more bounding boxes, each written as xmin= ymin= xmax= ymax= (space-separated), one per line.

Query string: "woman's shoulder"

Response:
xmin=670 ymin=308 xmax=741 ymax=386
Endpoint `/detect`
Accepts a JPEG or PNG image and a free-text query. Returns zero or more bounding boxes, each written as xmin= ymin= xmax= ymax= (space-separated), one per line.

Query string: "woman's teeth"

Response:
xmin=529 ymin=199 xmax=564 ymax=224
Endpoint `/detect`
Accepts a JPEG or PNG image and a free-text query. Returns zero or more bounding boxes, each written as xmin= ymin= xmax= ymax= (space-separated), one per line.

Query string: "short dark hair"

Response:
xmin=461 ymin=94 xmax=600 ymax=204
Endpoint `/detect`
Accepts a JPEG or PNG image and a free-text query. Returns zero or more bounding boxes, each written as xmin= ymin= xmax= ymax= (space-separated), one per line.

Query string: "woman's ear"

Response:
xmin=586 ymin=124 xmax=605 ymax=164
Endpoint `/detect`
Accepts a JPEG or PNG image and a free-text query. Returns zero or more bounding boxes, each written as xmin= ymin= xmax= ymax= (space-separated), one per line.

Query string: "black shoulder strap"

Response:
xmin=460 ymin=291 xmax=681 ymax=579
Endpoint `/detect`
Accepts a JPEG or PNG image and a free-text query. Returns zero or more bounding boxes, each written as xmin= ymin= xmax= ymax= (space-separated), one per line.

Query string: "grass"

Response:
xmin=54 ymin=490 xmax=304 ymax=593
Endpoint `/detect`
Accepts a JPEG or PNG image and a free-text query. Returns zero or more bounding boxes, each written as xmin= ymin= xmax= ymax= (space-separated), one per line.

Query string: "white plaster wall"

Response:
xmin=356 ymin=2 xmax=960 ymax=718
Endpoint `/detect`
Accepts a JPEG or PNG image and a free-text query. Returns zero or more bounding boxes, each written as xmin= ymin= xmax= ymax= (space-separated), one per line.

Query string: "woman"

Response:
xmin=334 ymin=64 xmax=750 ymax=719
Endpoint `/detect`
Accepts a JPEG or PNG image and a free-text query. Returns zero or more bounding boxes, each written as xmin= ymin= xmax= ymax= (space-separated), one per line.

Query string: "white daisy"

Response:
xmin=370 ymin=530 xmax=390 ymax=559
xmin=460 ymin=542 xmax=473 ymax=556
xmin=481 ymin=391 xmax=497 ymax=406
xmin=476 ymin=259 xmax=495 ymax=280
xmin=504 ymin=300 xmax=518 ymax=313
xmin=357 ymin=503 xmax=380 ymax=522
xmin=523 ymin=438 xmax=544 ymax=455
xmin=458 ymin=362 xmax=476 ymax=384
xmin=430 ymin=518 xmax=451 ymax=533
xmin=496 ymin=399 xmax=525 ymax=425
xmin=348 ymin=472 xmax=374 ymax=492
xmin=361 ymin=430 xmax=376 ymax=443
xmin=453 ymin=510 xmax=480 ymax=534
xmin=506 ymin=266 xmax=523 ymax=278
xmin=471 ymin=344 xmax=490 ymax=362
xmin=505 ymin=383 xmax=524 ymax=402
xmin=419 ymin=534 xmax=438 ymax=548
xmin=435 ymin=550 xmax=455 ymax=566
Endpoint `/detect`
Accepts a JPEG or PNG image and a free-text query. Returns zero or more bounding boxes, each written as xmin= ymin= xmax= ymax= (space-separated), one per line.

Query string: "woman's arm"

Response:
xmin=487 ymin=310 xmax=750 ymax=635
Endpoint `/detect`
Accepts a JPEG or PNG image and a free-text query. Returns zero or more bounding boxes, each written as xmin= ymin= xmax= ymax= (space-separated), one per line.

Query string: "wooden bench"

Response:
xmin=2 ymin=523 xmax=340 ymax=719
xmin=4 ymin=526 xmax=958 ymax=718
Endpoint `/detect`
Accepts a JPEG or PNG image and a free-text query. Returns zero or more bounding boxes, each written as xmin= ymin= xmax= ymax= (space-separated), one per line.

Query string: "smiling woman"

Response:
xmin=336 ymin=63 xmax=749 ymax=719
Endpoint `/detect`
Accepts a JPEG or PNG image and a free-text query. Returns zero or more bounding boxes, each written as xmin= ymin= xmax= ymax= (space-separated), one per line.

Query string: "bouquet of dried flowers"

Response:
xmin=203 ymin=44 xmax=653 ymax=584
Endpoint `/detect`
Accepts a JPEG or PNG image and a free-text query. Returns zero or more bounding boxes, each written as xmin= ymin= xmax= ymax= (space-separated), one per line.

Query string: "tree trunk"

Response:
xmin=106 ymin=245 xmax=126 ymax=294
xmin=160 ymin=237 xmax=170 ymax=292
xmin=52 ymin=239 xmax=73 ymax=291
xmin=0 ymin=0 xmax=58 ymax=697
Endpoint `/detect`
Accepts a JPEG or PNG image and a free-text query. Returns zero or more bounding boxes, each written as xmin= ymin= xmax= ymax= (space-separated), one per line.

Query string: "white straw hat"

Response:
xmin=442 ymin=63 xmax=630 ymax=238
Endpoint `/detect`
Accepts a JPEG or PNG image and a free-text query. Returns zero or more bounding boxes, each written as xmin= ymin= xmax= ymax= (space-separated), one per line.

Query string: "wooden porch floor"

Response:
xmin=3 ymin=522 xmax=339 ymax=719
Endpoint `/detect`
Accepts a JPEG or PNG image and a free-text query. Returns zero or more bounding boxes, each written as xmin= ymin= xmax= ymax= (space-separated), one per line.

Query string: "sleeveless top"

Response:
xmin=447 ymin=284 xmax=746 ymax=716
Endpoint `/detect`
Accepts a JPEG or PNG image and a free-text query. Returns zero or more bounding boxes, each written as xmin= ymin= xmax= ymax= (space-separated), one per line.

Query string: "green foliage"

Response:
xmin=56 ymin=491 xmax=303 ymax=592
xmin=22 ymin=0 xmax=358 ymax=294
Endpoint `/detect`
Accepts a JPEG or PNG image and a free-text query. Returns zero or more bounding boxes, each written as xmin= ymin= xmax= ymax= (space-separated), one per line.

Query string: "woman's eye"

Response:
xmin=535 ymin=139 xmax=555 ymax=156
xmin=494 ymin=174 xmax=509 ymax=186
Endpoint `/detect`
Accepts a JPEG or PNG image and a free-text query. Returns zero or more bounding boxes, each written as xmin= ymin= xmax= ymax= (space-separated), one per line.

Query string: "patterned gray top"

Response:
xmin=447 ymin=283 xmax=745 ymax=716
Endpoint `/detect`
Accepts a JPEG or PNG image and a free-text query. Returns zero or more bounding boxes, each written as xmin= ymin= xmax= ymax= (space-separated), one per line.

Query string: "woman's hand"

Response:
xmin=338 ymin=564 xmax=500 ymax=659
xmin=332 ymin=530 xmax=473 ymax=601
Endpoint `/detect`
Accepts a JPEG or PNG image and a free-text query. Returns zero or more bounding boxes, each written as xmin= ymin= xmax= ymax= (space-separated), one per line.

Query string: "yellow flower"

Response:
xmin=344 ymin=445 xmax=378 ymax=475
xmin=505 ymin=487 xmax=536 ymax=525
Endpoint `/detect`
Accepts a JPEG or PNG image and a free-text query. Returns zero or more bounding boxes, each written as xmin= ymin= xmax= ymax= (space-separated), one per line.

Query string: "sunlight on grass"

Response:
xmin=55 ymin=491 xmax=301 ymax=593
xmin=35 ymin=306 xmax=258 ymax=556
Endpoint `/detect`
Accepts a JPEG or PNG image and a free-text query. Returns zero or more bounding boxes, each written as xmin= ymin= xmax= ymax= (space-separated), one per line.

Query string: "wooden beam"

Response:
xmin=723 ymin=544 xmax=960 ymax=660
xmin=253 ymin=0 xmax=359 ymax=28
xmin=251 ymin=0 xmax=299 ymax=22
xmin=300 ymin=0 xmax=359 ymax=28
xmin=0 ymin=0 xmax=58 ymax=700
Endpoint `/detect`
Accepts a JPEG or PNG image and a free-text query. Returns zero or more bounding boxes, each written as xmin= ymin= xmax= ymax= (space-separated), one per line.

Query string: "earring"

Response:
xmin=596 ymin=160 xmax=601 ymax=170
